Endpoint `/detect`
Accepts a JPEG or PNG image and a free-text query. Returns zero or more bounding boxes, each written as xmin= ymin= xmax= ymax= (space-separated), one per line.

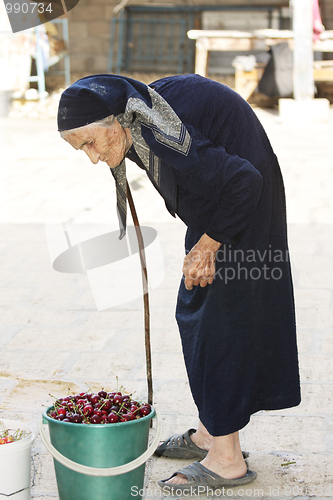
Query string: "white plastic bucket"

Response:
xmin=0 ymin=420 xmax=35 ymax=500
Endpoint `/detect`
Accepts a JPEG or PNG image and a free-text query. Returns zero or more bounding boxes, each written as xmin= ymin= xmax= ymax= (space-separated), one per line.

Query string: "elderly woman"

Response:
xmin=57 ymin=74 xmax=301 ymax=493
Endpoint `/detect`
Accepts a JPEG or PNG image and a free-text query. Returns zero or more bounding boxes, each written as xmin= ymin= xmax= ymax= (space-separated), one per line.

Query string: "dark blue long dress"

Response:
xmin=128 ymin=74 xmax=301 ymax=436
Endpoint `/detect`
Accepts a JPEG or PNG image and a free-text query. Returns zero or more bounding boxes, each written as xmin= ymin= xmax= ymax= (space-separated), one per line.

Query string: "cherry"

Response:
xmin=93 ymin=410 xmax=103 ymax=417
xmin=107 ymin=412 xmax=119 ymax=423
xmin=120 ymin=414 xmax=131 ymax=422
xmin=98 ymin=390 xmax=107 ymax=399
xmin=90 ymin=394 xmax=99 ymax=405
xmin=72 ymin=414 xmax=83 ymax=423
xmin=63 ymin=418 xmax=71 ymax=422
xmin=102 ymin=400 xmax=112 ymax=411
xmin=110 ymin=406 xmax=119 ymax=412
xmin=57 ymin=408 xmax=66 ymax=416
xmin=91 ymin=415 xmax=101 ymax=424
xmin=114 ymin=395 xmax=123 ymax=405
xmin=56 ymin=415 xmax=65 ymax=420
xmin=83 ymin=405 xmax=93 ymax=416
xmin=139 ymin=406 xmax=151 ymax=416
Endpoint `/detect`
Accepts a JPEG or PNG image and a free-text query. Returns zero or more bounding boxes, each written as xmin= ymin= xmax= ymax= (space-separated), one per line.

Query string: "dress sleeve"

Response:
xmin=175 ymin=125 xmax=264 ymax=245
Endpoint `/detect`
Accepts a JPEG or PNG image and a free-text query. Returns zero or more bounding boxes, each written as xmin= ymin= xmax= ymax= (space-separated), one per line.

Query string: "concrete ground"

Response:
xmin=0 ymin=104 xmax=332 ymax=499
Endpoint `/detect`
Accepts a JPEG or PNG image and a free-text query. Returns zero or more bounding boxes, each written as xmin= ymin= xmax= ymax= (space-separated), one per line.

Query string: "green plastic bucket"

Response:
xmin=41 ymin=406 xmax=161 ymax=500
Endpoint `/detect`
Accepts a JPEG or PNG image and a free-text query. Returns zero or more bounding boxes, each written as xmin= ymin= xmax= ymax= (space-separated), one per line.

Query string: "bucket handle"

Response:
xmin=38 ymin=410 xmax=162 ymax=477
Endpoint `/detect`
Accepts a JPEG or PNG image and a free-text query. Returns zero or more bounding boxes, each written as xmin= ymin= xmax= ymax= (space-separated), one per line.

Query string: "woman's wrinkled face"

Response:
xmin=62 ymin=119 xmax=132 ymax=169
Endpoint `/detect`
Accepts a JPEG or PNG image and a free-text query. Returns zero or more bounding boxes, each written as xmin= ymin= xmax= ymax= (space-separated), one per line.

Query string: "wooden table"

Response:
xmin=187 ymin=29 xmax=333 ymax=100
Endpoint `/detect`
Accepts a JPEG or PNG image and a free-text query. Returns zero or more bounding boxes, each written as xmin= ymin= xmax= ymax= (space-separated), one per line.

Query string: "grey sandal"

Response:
xmin=155 ymin=429 xmax=208 ymax=459
xmin=154 ymin=428 xmax=249 ymax=459
xmin=158 ymin=461 xmax=257 ymax=493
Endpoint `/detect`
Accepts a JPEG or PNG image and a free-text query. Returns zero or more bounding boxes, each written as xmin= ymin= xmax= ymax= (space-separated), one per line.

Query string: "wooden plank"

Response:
xmin=205 ymin=38 xmax=254 ymax=51
xmin=313 ymin=68 xmax=333 ymax=81
xmin=234 ymin=65 xmax=333 ymax=101
xmin=293 ymin=0 xmax=314 ymax=100
xmin=188 ymin=30 xmax=253 ymax=39
xmin=313 ymin=60 xmax=333 ymax=68
xmin=313 ymin=39 xmax=333 ymax=51
xmin=253 ymin=28 xmax=293 ymax=38
xmin=188 ymin=29 xmax=333 ymax=50
xmin=195 ymin=39 xmax=209 ymax=76
xmin=234 ymin=66 xmax=265 ymax=100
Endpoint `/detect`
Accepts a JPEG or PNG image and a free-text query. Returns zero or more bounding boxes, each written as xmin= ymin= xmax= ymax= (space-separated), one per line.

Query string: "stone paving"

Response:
xmin=0 ymin=104 xmax=332 ymax=499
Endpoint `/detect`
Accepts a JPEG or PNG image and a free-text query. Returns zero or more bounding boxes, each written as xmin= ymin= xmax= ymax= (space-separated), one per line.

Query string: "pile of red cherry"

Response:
xmin=47 ymin=390 xmax=151 ymax=425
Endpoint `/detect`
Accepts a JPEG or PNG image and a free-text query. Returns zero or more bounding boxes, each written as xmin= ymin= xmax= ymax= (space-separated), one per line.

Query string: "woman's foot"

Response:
xmin=189 ymin=421 xmax=212 ymax=451
xmin=165 ymin=430 xmax=247 ymax=485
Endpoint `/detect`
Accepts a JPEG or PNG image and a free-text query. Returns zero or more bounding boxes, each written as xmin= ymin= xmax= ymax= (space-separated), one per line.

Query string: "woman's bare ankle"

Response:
xmin=191 ymin=423 xmax=212 ymax=451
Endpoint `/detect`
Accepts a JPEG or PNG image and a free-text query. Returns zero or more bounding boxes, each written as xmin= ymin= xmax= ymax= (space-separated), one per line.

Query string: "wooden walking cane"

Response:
xmin=126 ymin=181 xmax=153 ymax=407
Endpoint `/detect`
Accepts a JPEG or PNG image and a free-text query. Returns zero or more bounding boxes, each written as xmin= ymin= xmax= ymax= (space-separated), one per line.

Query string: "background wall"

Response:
xmin=64 ymin=0 xmax=329 ymax=75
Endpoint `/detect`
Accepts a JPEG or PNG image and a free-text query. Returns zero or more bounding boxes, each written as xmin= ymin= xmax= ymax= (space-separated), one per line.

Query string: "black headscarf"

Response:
xmin=58 ymin=74 xmax=199 ymax=238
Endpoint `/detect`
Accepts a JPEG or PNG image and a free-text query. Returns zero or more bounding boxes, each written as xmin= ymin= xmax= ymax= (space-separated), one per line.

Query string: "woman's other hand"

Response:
xmin=183 ymin=234 xmax=221 ymax=290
